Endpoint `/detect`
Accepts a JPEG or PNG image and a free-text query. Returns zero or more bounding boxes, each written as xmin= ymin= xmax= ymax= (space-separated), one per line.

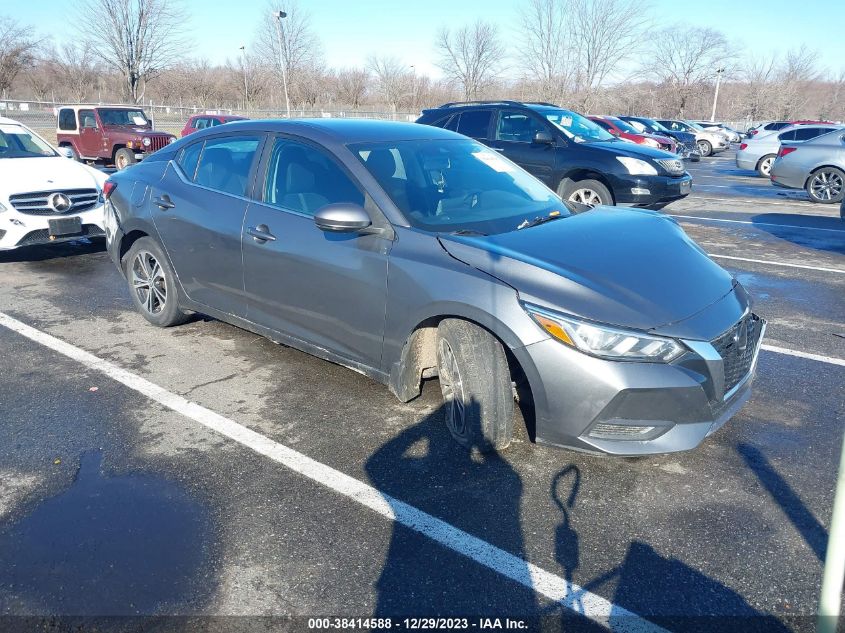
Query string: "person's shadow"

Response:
xmin=365 ymin=400 xmax=540 ymax=618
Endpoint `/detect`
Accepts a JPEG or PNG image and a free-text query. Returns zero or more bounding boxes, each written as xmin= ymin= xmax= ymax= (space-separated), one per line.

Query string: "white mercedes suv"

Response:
xmin=0 ymin=116 xmax=107 ymax=250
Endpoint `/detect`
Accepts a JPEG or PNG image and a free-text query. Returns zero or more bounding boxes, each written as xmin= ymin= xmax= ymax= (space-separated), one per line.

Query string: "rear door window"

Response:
xmin=79 ymin=110 xmax=97 ymax=128
xmin=194 ymin=136 xmax=262 ymax=196
xmin=795 ymin=127 xmax=827 ymax=141
xmin=496 ymin=111 xmax=547 ymax=142
xmin=456 ymin=110 xmax=493 ymax=139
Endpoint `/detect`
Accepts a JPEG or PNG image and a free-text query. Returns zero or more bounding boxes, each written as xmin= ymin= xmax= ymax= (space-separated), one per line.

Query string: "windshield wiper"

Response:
xmin=451 ymin=229 xmax=487 ymax=236
xmin=517 ymin=212 xmax=566 ymax=230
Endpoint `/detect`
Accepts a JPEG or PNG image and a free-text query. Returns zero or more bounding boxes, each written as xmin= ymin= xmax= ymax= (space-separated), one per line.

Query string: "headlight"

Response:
xmin=642 ymin=137 xmax=660 ymax=148
xmin=616 ymin=156 xmax=658 ymax=176
xmin=169 ymin=137 xmax=177 ymax=144
xmin=524 ymin=304 xmax=686 ymax=362
xmin=142 ymin=137 xmax=151 ymax=147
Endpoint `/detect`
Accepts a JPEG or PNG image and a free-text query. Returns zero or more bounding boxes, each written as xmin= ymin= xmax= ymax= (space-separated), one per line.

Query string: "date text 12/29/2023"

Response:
xmin=307 ymin=618 xmax=529 ymax=630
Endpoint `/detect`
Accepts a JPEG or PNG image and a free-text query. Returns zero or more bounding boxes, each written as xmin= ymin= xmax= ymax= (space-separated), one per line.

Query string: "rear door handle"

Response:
xmin=247 ymin=224 xmax=276 ymax=242
xmin=153 ymin=194 xmax=175 ymax=210
xmin=492 ymin=147 xmax=505 ymax=152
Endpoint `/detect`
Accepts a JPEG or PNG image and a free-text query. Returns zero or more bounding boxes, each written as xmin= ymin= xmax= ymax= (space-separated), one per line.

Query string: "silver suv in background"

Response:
xmin=655 ymin=119 xmax=730 ymax=157
xmin=771 ymin=128 xmax=845 ymax=203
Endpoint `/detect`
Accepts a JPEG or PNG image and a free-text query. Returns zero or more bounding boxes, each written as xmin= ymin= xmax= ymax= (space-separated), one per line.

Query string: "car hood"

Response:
xmin=103 ymin=125 xmax=170 ymax=136
xmin=0 ymin=156 xmax=106 ymax=198
xmin=580 ymin=139 xmax=677 ymax=159
xmin=438 ymin=208 xmax=737 ymax=335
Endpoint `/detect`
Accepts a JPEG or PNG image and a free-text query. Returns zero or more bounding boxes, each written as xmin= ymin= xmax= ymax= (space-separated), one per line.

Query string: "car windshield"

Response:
xmin=686 ymin=122 xmax=706 ymax=131
xmin=0 ymin=123 xmax=56 ymax=159
xmin=352 ymin=138 xmax=571 ymax=235
xmin=639 ymin=118 xmax=671 ymax=134
xmin=608 ymin=117 xmax=640 ymax=134
xmin=98 ymin=108 xmax=149 ymax=126
xmin=543 ymin=109 xmax=615 ymax=142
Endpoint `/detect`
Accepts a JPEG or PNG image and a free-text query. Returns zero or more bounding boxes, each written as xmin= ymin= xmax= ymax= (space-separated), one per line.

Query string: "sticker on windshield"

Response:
xmin=472 ymin=150 xmax=515 ymax=173
xmin=560 ymin=116 xmax=573 ymax=127
xmin=132 ymin=115 xmax=147 ymax=125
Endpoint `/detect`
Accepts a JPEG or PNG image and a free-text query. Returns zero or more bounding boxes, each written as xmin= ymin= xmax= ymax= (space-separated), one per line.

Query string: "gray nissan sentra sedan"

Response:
xmin=103 ymin=119 xmax=765 ymax=456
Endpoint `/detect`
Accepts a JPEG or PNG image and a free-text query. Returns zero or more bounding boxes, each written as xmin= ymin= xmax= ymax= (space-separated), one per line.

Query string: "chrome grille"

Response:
xmin=9 ymin=189 xmax=100 ymax=216
xmin=711 ymin=313 xmax=763 ymax=396
xmin=656 ymin=158 xmax=685 ymax=175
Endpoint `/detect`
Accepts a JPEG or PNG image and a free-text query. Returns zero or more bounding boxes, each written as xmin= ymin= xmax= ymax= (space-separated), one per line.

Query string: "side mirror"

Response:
xmin=533 ymin=130 xmax=555 ymax=144
xmin=57 ymin=147 xmax=75 ymax=160
xmin=314 ymin=203 xmax=372 ymax=233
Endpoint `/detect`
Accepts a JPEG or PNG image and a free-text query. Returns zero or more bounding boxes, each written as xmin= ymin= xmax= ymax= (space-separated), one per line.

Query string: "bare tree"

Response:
xmin=255 ymin=0 xmax=322 ymax=107
xmin=516 ymin=0 xmax=573 ymax=102
xmin=569 ymin=0 xmax=650 ymax=111
xmin=77 ymin=0 xmax=186 ymax=103
xmin=774 ymin=46 xmax=821 ymax=119
xmin=53 ymin=42 xmax=100 ymax=103
xmin=367 ymin=55 xmax=412 ymax=112
xmin=435 ymin=20 xmax=504 ymax=100
xmin=737 ymin=54 xmax=778 ymax=122
xmin=333 ymin=67 xmax=369 ymax=109
xmin=649 ymin=25 xmax=734 ymax=116
xmin=0 ymin=16 xmax=40 ymax=98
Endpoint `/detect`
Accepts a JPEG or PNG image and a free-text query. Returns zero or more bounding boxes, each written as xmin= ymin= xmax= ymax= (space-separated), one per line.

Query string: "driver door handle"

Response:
xmin=492 ymin=147 xmax=505 ymax=152
xmin=153 ymin=194 xmax=175 ymax=210
xmin=247 ymin=224 xmax=276 ymax=242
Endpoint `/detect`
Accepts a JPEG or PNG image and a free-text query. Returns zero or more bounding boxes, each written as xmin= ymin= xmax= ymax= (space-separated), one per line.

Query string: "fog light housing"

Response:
xmin=631 ymin=187 xmax=650 ymax=195
xmin=588 ymin=420 xmax=670 ymax=441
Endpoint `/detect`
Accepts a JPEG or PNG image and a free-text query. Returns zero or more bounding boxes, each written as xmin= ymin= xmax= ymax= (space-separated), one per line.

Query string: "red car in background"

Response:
xmin=589 ymin=115 xmax=677 ymax=153
xmin=181 ymin=114 xmax=248 ymax=137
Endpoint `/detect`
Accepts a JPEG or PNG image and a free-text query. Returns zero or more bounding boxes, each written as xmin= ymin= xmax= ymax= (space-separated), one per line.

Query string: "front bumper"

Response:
xmin=611 ymin=173 xmax=692 ymax=207
xmin=0 ymin=205 xmax=106 ymax=250
xmin=512 ymin=314 xmax=766 ymax=455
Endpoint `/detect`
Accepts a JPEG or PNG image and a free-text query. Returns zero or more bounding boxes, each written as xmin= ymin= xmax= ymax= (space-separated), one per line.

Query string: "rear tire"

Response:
xmin=559 ymin=179 xmax=613 ymax=208
xmin=436 ymin=319 xmax=514 ymax=453
xmin=756 ymin=154 xmax=776 ymax=178
xmin=697 ymin=139 xmax=713 ymax=157
xmin=806 ymin=167 xmax=845 ymax=204
xmin=114 ymin=147 xmax=137 ymax=170
xmin=124 ymin=237 xmax=189 ymax=327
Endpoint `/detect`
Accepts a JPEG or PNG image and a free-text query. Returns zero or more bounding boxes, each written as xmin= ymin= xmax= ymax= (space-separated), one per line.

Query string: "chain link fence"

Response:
xmin=0 ymin=99 xmax=419 ymax=145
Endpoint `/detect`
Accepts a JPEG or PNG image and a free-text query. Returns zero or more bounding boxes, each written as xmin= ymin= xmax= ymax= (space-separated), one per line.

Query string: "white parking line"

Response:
xmin=0 ymin=311 xmax=666 ymax=633
xmin=685 ymin=195 xmax=815 ymax=208
xmin=671 ymin=214 xmax=845 ymax=234
xmin=761 ymin=344 xmax=845 ymax=367
xmin=707 ymin=254 xmax=845 ymax=275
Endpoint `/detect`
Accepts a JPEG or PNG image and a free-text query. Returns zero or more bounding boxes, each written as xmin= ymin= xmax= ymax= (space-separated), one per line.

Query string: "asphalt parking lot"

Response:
xmin=0 ymin=147 xmax=843 ymax=632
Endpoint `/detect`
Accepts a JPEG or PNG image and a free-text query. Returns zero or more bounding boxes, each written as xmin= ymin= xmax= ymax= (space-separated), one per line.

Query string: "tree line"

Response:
xmin=1 ymin=0 xmax=842 ymax=123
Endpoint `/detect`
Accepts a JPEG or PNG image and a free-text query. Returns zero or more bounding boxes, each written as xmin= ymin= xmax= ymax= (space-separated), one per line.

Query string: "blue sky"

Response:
xmin=11 ymin=0 xmax=844 ymax=79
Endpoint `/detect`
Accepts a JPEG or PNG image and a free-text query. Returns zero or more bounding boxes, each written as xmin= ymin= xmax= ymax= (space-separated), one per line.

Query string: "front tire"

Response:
xmin=757 ymin=154 xmax=776 ymax=178
xmin=559 ymin=179 xmax=613 ymax=208
xmin=436 ymin=319 xmax=514 ymax=452
xmin=806 ymin=167 xmax=845 ymax=204
xmin=697 ymin=139 xmax=713 ymax=157
xmin=124 ymin=237 xmax=189 ymax=327
xmin=114 ymin=147 xmax=137 ymax=170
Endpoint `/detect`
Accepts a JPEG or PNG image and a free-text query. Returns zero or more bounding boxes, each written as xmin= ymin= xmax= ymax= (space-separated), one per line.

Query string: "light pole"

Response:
xmin=410 ymin=65 xmax=417 ymax=114
xmin=710 ymin=67 xmax=725 ymax=122
xmin=271 ymin=9 xmax=291 ymax=118
xmin=239 ymin=45 xmax=248 ymax=113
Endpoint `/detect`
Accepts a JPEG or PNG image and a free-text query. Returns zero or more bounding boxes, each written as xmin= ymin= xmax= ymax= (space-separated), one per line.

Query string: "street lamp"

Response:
xmin=239 ymin=45 xmax=248 ymax=113
xmin=710 ymin=67 xmax=725 ymax=122
xmin=271 ymin=9 xmax=291 ymax=118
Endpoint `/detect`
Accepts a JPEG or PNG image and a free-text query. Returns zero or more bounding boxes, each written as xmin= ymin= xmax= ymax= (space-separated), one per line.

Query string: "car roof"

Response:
xmin=57 ymin=104 xmax=140 ymax=111
xmin=0 ymin=116 xmax=24 ymax=125
xmin=185 ymin=118 xmax=465 ymax=144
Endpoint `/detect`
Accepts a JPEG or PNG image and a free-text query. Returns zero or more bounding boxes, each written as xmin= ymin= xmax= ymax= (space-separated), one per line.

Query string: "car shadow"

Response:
xmin=750 ymin=213 xmax=845 ymax=254
xmin=0 ymin=237 xmax=106 ymax=263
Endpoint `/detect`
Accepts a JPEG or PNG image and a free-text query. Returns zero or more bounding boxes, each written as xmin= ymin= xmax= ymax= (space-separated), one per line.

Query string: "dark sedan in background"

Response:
xmin=103 ymin=119 xmax=763 ymax=456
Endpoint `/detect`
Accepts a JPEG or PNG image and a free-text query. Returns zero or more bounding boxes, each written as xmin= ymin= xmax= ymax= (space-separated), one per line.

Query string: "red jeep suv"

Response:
xmin=181 ymin=114 xmax=248 ymax=137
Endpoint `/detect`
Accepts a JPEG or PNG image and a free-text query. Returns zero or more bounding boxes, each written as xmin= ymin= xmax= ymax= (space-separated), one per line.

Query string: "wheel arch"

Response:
xmin=557 ymin=169 xmax=616 ymax=203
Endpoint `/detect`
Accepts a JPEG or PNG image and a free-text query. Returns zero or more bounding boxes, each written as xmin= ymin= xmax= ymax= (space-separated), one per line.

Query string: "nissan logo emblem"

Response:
xmin=49 ymin=193 xmax=72 ymax=213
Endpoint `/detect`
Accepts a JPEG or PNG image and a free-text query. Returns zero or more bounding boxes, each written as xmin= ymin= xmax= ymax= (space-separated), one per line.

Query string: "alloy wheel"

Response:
xmin=438 ymin=338 xmax=467 ymax=438
xmin=760 ymin=156 xmax=774 ymax=176
xmin=810 ymin=171 xmax=843 ymax=201
xmin=568 ymin=188 xmax=603 ymax=207
xmin=131 ymin=250 xmax=167 ymax=315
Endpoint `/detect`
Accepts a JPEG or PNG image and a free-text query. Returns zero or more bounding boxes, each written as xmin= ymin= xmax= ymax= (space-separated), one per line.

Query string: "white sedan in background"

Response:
xmin=0 ymin=116 xmax=106 ymax=250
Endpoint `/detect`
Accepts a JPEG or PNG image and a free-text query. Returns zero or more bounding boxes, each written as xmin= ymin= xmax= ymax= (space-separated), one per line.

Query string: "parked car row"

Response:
xmin=736 ymin=123 xmax=843 ymax=177
xmin=770 ymin=128 xmax=845 ymax=203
